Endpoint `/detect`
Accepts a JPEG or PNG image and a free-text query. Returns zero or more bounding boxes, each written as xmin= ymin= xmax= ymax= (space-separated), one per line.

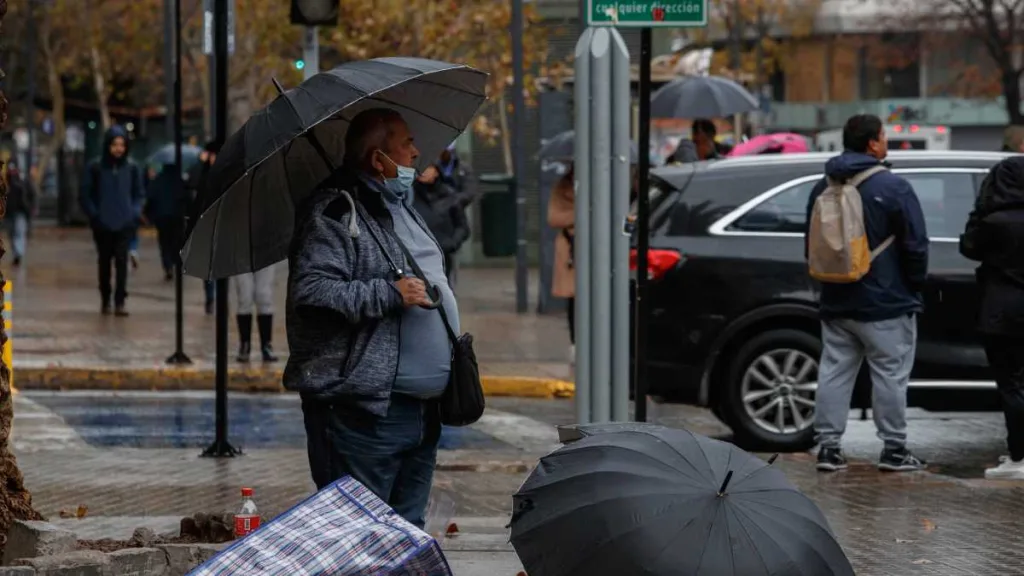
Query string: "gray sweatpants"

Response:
xmin=233 ymin=266 xmax=276 ymax=315
xmin=814 ymin=315 xmax=917 ymax=450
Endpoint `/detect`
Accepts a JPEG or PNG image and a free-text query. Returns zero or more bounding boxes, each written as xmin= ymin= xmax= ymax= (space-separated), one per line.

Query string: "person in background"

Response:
xmin=807 ymin=114 xmax=929 ymax=473
xmin=234 ymin=266 xmax=278 ymax=363
xmin=1001 ymin=126 xmax=1024 ymax=152
xmin=5 ymin=161 xmax=36 ymax=266
xmin=186 ymin=141 xmax=218 ymax=314
xmin=145 ymin=162 xmax=188 ymax=281
xmin=547 ymin=163 xmax=576 ymax=361
xmin=959 ymin=156 xmax=1024 ymax=479
xmin=665 ymin=118 xmax=724 ymax=164
xmin=411 ymin=145 xmax=474 ymax=288
xmin=80 ymin=125 xmax=145 ymax=316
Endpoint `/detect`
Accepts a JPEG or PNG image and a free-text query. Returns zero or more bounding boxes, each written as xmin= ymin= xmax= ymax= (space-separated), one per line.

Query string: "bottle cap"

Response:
xmin=241 ymin=487 xmax=253 ymax=497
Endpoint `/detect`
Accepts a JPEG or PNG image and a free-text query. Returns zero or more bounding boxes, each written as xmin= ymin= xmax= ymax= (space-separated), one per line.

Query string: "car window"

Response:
xmin=728 ymin=180 xmax=817 ymax=233
xmin=901 ymin=173 xmax=976 ymax=239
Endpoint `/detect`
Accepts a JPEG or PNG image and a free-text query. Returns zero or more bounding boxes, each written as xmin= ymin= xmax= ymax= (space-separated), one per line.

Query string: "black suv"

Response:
xmin=638 ymin=151 xmax=1008 ymax=451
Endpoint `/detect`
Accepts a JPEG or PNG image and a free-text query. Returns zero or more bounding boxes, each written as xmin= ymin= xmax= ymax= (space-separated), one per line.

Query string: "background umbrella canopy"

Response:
xmin=146 ymin=143 xmax=202 ymax=173
xmin=511 ymin=424 xmax=854 ymax=576
xmin=651 ymin=75 xmax=758 ymax=119
xmin=181 ymin=57 xmax=487 ymax=280
xmin=728 ymin=133 xmax=810 ymax=156
xmin=537 ymin=129 xmax=639 ymax=163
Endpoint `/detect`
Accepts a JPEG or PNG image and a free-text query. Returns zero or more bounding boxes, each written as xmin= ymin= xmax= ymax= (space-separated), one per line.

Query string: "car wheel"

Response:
xmin=720 ymin=329 xmax=820 ymax=452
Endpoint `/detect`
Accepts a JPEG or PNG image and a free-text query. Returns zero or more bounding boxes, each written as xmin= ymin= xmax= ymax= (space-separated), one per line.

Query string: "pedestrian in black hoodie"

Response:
xmin=960 ymin=156 xmax=1024 ymax=479
xmin=80 ymin=125 xmax=145 ymax=316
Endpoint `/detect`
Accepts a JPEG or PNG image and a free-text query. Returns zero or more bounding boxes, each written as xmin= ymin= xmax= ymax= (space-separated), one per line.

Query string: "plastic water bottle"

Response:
xmin=234 ymin=487 xmax=261 ymax=538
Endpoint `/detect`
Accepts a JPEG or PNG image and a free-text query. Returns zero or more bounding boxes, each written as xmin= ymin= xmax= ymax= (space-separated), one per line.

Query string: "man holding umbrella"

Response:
xmin=287 ymin=108 xmax=459 ymax=529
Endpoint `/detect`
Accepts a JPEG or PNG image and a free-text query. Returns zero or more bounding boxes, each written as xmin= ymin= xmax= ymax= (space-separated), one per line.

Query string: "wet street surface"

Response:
xmin=10 ymin=391 xmax=1024 ymax=574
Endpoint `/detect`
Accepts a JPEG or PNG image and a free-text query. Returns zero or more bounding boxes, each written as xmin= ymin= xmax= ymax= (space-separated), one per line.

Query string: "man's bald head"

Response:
xmin=344 ymin=108 xmax=418 ymax=178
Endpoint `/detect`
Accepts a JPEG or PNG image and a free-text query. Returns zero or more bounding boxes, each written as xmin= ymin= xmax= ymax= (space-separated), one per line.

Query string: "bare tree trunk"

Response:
xmin=0 ymin=0 xmax=45 ymax=548
xmin=36 ymin=19 xmax=67 ymax=191
xmin=88 ymin=43 xmax=112 ymax=131
xmin=498 ymin=93 xmax=513 ymax=174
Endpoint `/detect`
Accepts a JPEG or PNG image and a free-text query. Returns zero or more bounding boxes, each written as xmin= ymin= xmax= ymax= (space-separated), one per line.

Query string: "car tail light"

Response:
xmin=936 ymin=125 xmax=948 ymax=134
xmin=629 ymin=249 xmax=683 ymax=280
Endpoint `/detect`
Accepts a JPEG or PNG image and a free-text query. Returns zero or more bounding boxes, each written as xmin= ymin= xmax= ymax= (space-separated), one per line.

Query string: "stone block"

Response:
xmin=158 ymin=544 xmax=225 ymax=576
xmin=108 ymin=548 xmax=167 ymax=576
xmin=13 ymin=550 xmax=109 ymax=576
xmin=3 ymin=521 xmax=77 ymax=565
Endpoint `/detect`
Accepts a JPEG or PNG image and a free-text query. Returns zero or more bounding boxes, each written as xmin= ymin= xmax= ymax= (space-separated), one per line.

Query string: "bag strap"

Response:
xmin=355 ymin=205 xmax=459 ymax=345
xmin=849 ymin=165 xmax=887 ymax=188
xmin=870 ymin=235 xmax=895 ymax=259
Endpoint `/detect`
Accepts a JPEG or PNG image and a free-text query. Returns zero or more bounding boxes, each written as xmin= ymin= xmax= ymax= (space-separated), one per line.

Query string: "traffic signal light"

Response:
xmin=295 ymin=59 xmax=305 ymax=70
xmin=290 ymin=0 xmax=338 ymax=26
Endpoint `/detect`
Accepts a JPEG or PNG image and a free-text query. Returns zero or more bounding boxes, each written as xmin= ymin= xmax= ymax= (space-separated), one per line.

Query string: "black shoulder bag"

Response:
xmin=358 ymin=208 xmax=485 ymax=427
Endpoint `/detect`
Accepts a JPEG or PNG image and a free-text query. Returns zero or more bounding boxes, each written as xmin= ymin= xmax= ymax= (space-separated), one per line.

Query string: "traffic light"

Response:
xmin=290 ymin=0 xmax=338 ymax=26
xmin=294 ymin=59 xmax=305 ymax=70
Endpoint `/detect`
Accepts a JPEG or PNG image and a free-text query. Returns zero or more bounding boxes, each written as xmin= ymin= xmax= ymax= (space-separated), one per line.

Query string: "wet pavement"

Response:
xmin=7 ymin=225 xmax=571 ymax=382
xmin=10 ymin=391 xmax=1024 ymax=574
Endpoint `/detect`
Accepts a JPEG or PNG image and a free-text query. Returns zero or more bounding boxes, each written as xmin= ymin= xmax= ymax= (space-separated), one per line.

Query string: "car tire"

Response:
xmin=719 ymin=329 xmax=820 ymax=452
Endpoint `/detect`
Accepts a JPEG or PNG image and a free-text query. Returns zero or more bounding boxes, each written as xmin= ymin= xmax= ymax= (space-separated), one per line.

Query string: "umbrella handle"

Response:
xmin=419 ymin=283 xmax=442 ymax=310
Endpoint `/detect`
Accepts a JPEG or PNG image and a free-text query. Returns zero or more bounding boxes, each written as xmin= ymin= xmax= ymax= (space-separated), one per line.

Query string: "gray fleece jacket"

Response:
xmin=284 ymin=171 xmax=418 ymax=416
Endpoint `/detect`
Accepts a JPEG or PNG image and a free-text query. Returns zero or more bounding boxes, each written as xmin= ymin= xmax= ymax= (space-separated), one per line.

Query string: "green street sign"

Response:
xmin=587 ymin=0 xmax=708 ymax=27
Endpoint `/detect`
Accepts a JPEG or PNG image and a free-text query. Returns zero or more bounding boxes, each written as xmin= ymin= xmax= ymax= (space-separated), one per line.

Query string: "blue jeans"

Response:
xmin=302 ymin=394 xmax=441 ymax=528
xmin=10 ymin=213 xmax=27 ymax=259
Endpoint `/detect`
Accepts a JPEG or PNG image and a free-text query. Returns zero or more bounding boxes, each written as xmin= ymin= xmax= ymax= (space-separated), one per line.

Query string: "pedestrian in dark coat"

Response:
xmin=960 ymin=155 xmax=1024 ymax=479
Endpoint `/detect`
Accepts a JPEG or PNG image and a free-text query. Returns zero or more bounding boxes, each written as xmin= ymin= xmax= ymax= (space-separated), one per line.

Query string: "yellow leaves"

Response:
xmin=707 ymin=0 xmax=822 ymax=79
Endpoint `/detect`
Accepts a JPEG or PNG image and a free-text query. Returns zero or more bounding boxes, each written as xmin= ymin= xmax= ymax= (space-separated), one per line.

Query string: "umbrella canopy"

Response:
xmin=146 ymin=143 xmax=203 ymax=171
xmin=181 ymin=57 xmax=487 ymax=280
xmin=538 ymin=129 xmax=639 ymax=163
xmin=729 ymin=133 xmax=810 ymax=157
xmin=511 ymin=424 xmax=854 ymax=576
xmin=651 ymin=76 xmax=758 ymax=119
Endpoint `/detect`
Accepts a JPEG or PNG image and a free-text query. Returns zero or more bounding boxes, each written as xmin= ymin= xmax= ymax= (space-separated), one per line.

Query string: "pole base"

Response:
xmin=166 ymin=351 xmax=194 ymax=365
xmin=200 ymin=440 xmax=242 ymax=458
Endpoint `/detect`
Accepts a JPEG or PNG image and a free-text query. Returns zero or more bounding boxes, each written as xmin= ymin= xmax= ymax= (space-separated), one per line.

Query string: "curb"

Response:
xmin=13 ymin=366 xmax=576 ymax=399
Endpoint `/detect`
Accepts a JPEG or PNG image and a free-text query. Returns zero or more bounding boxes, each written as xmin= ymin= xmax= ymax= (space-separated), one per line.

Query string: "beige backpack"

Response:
xmin=807 ymin=165 xmax=894 ymax=283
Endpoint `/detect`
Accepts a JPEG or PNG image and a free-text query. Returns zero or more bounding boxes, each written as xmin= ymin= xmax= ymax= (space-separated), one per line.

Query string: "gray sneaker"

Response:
xmin=878 ymin=448 xmax=927 ymax=472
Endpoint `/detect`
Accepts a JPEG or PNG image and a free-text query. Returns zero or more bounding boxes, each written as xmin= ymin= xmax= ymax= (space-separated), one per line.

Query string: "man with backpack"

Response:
xmin=805 ymin=114 xmax=930 ymax=473
xmin=80 ymin=125 xmax=145 ymax=316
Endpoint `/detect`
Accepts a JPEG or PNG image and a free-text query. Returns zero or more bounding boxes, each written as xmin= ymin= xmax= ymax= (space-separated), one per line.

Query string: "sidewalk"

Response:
xmin=6 ymin=226 xmax=573 ymax=397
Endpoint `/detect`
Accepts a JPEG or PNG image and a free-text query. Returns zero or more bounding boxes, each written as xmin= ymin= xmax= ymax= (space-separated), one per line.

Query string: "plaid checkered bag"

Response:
xmin=189 ymin=476 xmax=452 ymax=576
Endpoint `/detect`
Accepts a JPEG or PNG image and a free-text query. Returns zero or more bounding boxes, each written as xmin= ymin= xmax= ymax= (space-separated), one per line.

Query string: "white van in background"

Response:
xmin=815 ymin=124 xmax=951 ymax=152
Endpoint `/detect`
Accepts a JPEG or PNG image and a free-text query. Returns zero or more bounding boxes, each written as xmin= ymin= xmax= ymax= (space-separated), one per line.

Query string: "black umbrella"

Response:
xmin=651 ymin=75 xmax=758 ymax=119
xmin=537 ymin=129 xmax=639 ymax=163
xmin=181 ymin=57 xmax=488 ymax=280
xmin=511 ymin=424 xmax=854 ymax=576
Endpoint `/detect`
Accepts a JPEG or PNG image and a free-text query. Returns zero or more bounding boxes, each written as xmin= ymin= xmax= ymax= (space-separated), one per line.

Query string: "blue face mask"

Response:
xmin=378 ymin=151 xmax=416 ymax=196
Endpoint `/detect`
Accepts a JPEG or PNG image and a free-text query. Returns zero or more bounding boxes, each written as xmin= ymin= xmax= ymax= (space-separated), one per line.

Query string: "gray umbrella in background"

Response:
xmin=651 ymin=75 xmax=758 ymax=119
xmin=511 ymin=424 xmax=854 ymax=576
xmin=538 ymin=129 xmax=638 ymax=165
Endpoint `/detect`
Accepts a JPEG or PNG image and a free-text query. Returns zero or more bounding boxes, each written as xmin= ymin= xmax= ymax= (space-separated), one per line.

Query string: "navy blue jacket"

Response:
xmin=805 ymin=152 xmax=929 ymax=322
xmin=80 ymin=126 xmax=145 ymax=231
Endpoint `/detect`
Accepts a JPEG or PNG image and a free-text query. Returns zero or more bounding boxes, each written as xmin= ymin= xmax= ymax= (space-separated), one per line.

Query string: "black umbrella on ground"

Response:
xmin=537 ymin=129 xmax=639 ymax=162
xmin=651 ymin=75 xmax=758 ymax=119
xmin=511 ymin=423 xmax=854 ymax=576
xmin=180 ymin=57 xmax=488 ymax=280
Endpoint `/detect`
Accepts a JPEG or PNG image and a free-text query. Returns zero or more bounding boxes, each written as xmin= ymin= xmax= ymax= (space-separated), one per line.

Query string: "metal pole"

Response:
xmin=572 ymin=29 xmax=594 ymax=424
xmin=303 ymin=26 xmax=319 ymax=79
xmin=168 ymin=0 xmax=192 ymax=366
xmin=202 ymin=0 xmax=239 ymax=457
xmin=633 ymin=27 xmax=652 ymax=423
xmin=589 ymin=29 xmax=611 ymax=423
xmin=578 ymin=0 xmax=587 ymax=33
xmin=609 ymin=29 xmax=630 ymax=422
xmin=511 ymin=0 xmax=528 ymax=314
xmin=25 ymin=1 xmax=37 ymax=174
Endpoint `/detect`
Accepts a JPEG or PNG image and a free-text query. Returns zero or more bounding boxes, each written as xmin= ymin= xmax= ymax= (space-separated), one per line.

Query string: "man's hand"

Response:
xmin=395 ymin=277 xmax=431 ymax=307
xmin=417 ymin=165 xmax=439 ymax=184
